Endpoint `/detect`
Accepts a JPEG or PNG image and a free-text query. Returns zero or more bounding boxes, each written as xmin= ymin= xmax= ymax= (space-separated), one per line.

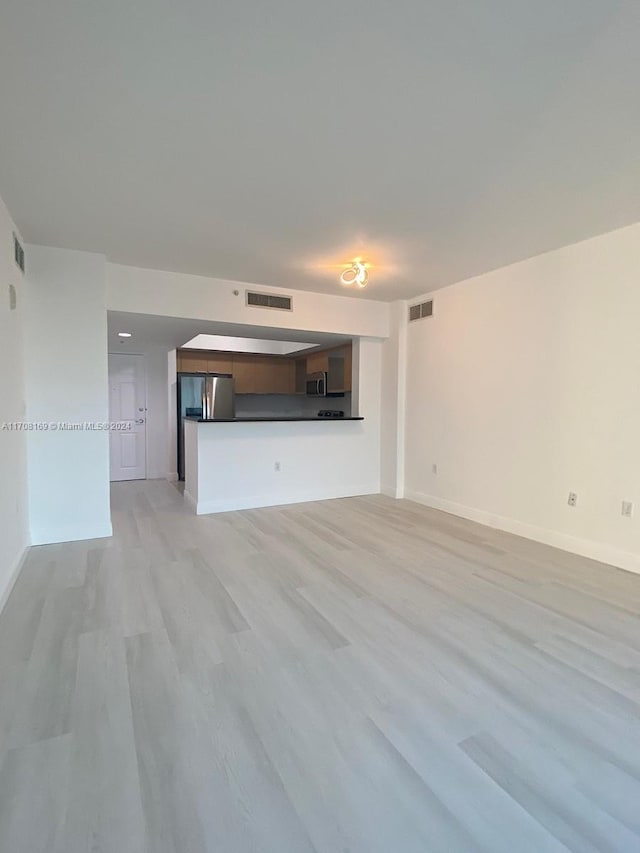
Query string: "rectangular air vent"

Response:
xmin=409 ymin=299 xmax=433 ymax=321
xmin=246 ymin=291 xmax=292 ymax=311
xmin=13 ymin=234 xmax=25 ymax=273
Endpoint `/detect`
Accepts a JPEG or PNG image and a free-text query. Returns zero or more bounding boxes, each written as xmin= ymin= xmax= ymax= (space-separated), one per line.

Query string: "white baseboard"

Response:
xmin=183 ymin=489 xmax=197 ymax=512
xmin=0 ymin=545 xmax=30 ymax=616
xmin=381 ymin=485 xmax=403 ymax=499
xmin=30 ymin=522 xmax=113 ymax=547
xmin=192 ymin=484 xmax=379 ymax=516
xmin=404 ymin=490 xmax=640 ymax=576
xmin=167 ymin=472 xmax=179 ymax=482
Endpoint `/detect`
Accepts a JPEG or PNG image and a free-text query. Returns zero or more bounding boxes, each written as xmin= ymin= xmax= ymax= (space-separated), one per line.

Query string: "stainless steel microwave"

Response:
xmin=306 ymin=372 xmax=327 ymax=397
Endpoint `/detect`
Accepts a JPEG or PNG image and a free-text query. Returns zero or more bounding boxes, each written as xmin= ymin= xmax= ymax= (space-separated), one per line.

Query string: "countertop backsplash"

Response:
xmin=235 ymin=392 xmax=351 ymax=419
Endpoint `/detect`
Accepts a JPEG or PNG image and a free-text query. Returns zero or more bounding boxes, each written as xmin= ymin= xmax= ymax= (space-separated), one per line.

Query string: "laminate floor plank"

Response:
xmin=0 ymin=480 xmax=639 ymax=850
xmin=62 ymin=628 xmax=147 ymax=853
xmin=0 ymin=733 xmax=72 ymax=853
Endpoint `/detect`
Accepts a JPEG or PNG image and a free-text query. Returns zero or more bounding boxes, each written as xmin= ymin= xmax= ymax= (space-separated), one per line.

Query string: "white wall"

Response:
xmin=403 ymin=222 xmax=640 ymax=574
xmin=106 ymin=263 xmax=390 ymax=339
xmin=0 ymin=195 xmax=29 ymax=609
xmin=24 ymin=246 xmax=112 ymax=544
xmin=380 ymin=301 xmax=407 ymax=498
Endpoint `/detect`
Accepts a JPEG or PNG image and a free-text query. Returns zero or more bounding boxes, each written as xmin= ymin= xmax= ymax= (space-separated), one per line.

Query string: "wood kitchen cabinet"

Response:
xmin=269 ymin=358 xmax=293 ymax=394
xmin=305 ymin=343 xmax=353 ymax=391
xmin=253 ymin=356 xmax=289 ymax=394
xmin=306 ymin=351 xmax=330 ymax=374
xmin=178 ymin=351 xmax=209 ymax=373
xmin=177 ymin=343 xmax=352 ymax=395
xmin=207 ymin=353 xmax=233 ymax=374
xmin=231 ymin=354 xmax=256 ymax=393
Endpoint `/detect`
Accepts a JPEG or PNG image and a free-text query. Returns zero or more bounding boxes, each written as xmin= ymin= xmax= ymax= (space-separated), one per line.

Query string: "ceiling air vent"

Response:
xmin=246 ymin=291 xmax=292 ymax=311
xmin=13 ymin=234 xmax=25 ymax=273
xmin=409 ymin=299 xmax=433 ymax=322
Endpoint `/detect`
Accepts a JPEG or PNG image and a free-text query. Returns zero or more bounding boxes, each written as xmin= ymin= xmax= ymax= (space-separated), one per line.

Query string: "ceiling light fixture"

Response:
xmin=118 ymin=332 xmax=132 ymax=338
xmin=340 ymin=261 xmax=369 ymax=288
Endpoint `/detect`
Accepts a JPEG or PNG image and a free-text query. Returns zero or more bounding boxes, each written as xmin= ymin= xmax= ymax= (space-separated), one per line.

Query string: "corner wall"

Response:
xmin=0 ymin=195 xmax=29 ymax=609
xmin=24 ymin=246 xmax=112 ymax=544
xmin=403 ymin=222 xmax=640 ymax=574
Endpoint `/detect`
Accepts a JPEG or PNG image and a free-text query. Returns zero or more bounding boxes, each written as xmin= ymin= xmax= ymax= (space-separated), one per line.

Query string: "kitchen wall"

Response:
xmin=0 ymin=194 xmax=29 ymax=610
xmin=23 ymin=246 xmax=112 ymax=545
xmin=235 ymin=393 xmax=351 ymax=418
xmin=403 ymin=222 xmax=640 ymax=574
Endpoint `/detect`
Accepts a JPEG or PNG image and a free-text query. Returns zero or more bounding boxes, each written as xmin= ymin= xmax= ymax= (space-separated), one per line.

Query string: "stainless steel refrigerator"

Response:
xmin=177 ymin=373 xmax=235 ymax=480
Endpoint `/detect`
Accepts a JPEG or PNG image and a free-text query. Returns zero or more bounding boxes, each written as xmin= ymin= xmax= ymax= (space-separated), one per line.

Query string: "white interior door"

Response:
xmin=109 ymin=353 xmax=147 ymax=481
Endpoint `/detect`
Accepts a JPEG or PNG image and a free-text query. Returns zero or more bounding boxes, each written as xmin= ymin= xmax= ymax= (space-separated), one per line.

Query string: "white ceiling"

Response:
xmin=106 ymin=311 xmax=351 ymax=353
xmin=2 ymin=1 xmax=639 ymax=301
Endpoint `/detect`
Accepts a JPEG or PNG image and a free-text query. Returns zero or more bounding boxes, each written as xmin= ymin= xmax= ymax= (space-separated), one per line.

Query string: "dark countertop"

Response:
xmin=186 ymin=416 xmax=364 ymax=423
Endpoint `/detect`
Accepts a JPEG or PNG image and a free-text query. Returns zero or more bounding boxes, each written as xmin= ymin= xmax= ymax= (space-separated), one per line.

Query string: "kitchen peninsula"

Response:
xmin=183 ymin=415 xmax=374 ymax=515
xmin=176 ymin=341 xmax=357 ymax=478
xmin=180 ymin=336 xmax=382 ymax=515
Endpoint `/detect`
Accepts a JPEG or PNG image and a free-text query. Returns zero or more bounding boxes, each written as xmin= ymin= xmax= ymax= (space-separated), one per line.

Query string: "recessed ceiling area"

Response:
xmin=106 ymin=311 xmax=351 ymax=354
xmin=2 ymin=2 xmax=639 ymax=301
xmin=182 ymin=335 xmax=316 ymax=355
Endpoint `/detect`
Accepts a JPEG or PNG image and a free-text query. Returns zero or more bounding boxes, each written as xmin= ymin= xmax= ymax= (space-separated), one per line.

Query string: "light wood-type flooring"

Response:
xmin=1 ymin=480 xmax=640 ymax=852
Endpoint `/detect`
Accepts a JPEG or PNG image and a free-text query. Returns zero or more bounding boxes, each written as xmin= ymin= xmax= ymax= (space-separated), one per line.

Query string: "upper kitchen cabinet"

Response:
xmin=253 ymin=356 xmax=292 ymax=394
xmin=178 ymin=350 xmax=209 ymax=373
xmin=207 ymin=353 xmax=233 ymax=375
xmin=306 ymin=350 xmax=330 ymax=375
xmin=232 ymin=353 xmax=256 ymax=393
xmin=178 ymin=349 xmax=233 ymax=375
xmin=305 ymin=343 xmax=352 ymax=392
xmin=177 ymin=343 xmax=351 ymax=394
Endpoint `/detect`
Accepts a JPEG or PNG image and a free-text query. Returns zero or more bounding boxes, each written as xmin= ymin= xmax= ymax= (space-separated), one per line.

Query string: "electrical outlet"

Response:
xmin=274 ymin=461 xmax=281 ymax=472
xmin=432 ymin=463 xmax=438 ymax=475
xmin=567 ymin=492 xmax=578 ymax=507
xmin=622 ymin=501 xmax=634 ymax=518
